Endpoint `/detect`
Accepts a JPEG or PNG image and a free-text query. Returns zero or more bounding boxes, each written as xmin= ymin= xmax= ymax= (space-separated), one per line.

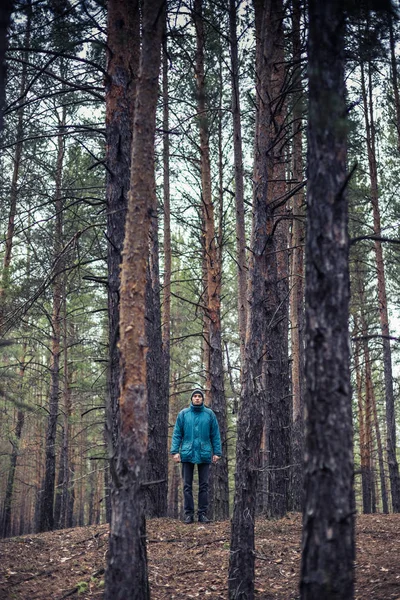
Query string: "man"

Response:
xmin=170 ymin=388 xmax=222 ymax=524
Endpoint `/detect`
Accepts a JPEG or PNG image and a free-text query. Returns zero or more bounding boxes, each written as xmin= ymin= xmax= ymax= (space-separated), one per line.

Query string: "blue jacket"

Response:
xmin=170 ymin=403 xmax=222 ymax=464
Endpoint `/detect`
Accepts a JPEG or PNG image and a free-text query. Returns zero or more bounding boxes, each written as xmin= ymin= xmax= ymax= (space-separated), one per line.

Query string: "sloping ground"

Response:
xmin=0 ymin=513 xmax=399 ymax=599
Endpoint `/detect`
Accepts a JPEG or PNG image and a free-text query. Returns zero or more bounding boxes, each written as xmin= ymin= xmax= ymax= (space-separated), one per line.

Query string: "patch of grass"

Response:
xmin=77 ymin=581 xmax=89 ymax=594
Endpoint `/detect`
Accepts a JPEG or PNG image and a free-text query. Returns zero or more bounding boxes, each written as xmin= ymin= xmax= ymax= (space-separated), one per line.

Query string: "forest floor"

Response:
xmin=0 ymin=513 xmax=399 ymax=599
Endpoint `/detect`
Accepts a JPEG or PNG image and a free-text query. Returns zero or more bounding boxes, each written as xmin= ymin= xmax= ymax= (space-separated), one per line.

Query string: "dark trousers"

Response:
xmin=182 ymin=462 xmax=210 ymax=516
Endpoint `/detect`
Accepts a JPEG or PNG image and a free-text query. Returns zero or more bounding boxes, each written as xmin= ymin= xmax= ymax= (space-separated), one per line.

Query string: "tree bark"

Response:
xmin=53 ymin=431 xmax=65 ymax=528
xmin=168 ymin=375 xmax=180 ymax=518
xmin=371 ymin=376 xmax=389 ymax=514
xmin=162 ymin=38 xmax=171 ymax=397
xmin=105 ymin=0 xmax=165 ymax=597
xmin=364 ymin=352 xmax=376 ymax=513
xmin=0 ymin=0 xmax=13 ymax=131
xmin=143 ymin=35 xmax=169 ymax=517
xmin=66 ymin=455 xmax=75 ymax=528
xmin=0 ymin=0 xmax=31 ymax=330
xmin=144 ymin=214 xmax=169 ymax=517
xmin=389 ymin=15 xmax=400 ymax=152
xmin=54 ymin=289 xmax=71 ymax=529
xmin=105 ymin=0 xmax=140 ymax=480
xmin=38 ymin=105 xmax=66 ymax=533
xmin=229 ymin=0 xmax=247 ymax=367
xmin=60 ymin=299 xmax=72 ymax=528
xmin=361 ymin=58 xmax=400 ymax=513
xmin=228 ymin=191 xmax=267 ymax=599
xmin=1 ymin=353 xmax=26 ymax=538
xmin=289 ymin=0 xmax=305 ymax=513
xmin=263 ymin=0 xmax=291 ymax=520
xmin=201 ymin=208 xmax=212 ymax=407
xmin=353 ymin=317 xmax=371 ymax=514
xmin=193 ymin=0 xmax=229 ymax=521
xmin=355 ymin=259 xmax=389 ymax=513
xmin=300 ymin=2 xmax=354 ymax=598
xmin=229 ymin=0 xmax=278 ymax=595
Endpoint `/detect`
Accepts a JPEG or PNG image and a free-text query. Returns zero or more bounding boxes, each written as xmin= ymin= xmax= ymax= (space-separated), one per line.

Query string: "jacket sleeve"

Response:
xmin=170 ymin=412 xmax=183 ymax=454
xmin=210 ymin=413 xmax=222 ymax=457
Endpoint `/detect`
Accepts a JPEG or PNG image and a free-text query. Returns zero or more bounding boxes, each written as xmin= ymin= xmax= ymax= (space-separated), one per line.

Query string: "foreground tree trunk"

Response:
xmin=193 ymin=0 xmax=229 ymax=521
xmin=105 ymin=0 xmax=165 ymax=597
xmin=105 ymin=0 xmax=140 ymax=483
xmin=229 ymin=0 xmax=278 ymax=595
xmin=228 ymin=174 xmax=267 ymax=599
xmin=300 ymin=2 xmax=354 ymax=599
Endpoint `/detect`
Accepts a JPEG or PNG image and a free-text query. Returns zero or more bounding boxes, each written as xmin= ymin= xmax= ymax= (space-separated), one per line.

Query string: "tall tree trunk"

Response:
xmin=38 ymin=106 xmax=66 ymax=533
xmin=371 ymin=378 xmax=389 ymax=514
xmin=361 ymin=59 xmax=400 ymax=513
xmin=1 ymin=350 xmax=26 ymax=538
xmin=263 ymin=0 xmax=291 ymax=520
xmin=54 ymin=287 xmax=70 ymax=529
xmin=0 ymin=0 xmax=31 ymax=329
xmin=168 ymin=374 xmax=180 ymax=518
xmin=229 ymin=0 xmax=247 ymax=367
xmin=18 ymin=461 xmax=27 ymax=535
xmin=354 ymin=265 xmax=374 ymax=514
xmin=289 ymin=0 xmax=305 ymax=513
xmin=105 ymin=0 xmax=140 ymax=485
xmin=162 ymin=39 xmax=171 ymax=400
xmin=355 ymin=259 xmax=389 ymax=513
xmin=105 ymin=1 xmax=165 ymax=598
xmin=229 ymin=0 xmax=278 ymax=595
xmin=228 ymin=184 xmax=267 ymax=599
xmin=366 ymin=389 xmax=377 ymax=514
xmin=60 ymin=298 xmax=72 ymax=528
xmin=144 ymin=213 xmax=169 ymax=517
xmin=0 ymin=0 xmax=13 ymax=131
xmin=53 ymin=432 xmax=65 ymax=528
xmin=201 ymin=210 xmax=212 ymax=407
xmin=353 ymin=317 xmax=371 ymax=514
xmin=360 ymin=308 xmax=375 ymax=514
xmin=77 ymin=425 xmax=85 ymax=527
xmin=88 ymin=469 xmax=96 ymax=526
xmin=193 ymin=0 xmax=229 ymax=521
xmin=144 ymin=40 xmax=169 ymax=515
xmin=389 ymin=15 xmax=400 ymax=152
xmin=300 ymin=2 xmax=354 ymax=598
xmin=66 ymin=454 xmax=75 ymax=528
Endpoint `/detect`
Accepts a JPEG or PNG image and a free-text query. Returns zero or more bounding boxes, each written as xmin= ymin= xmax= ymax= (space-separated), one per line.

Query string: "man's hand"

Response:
xmin=172 ymin=453 xmax=180 ymax=463
xmin=212 ymin=455 xmax=220 ymax=464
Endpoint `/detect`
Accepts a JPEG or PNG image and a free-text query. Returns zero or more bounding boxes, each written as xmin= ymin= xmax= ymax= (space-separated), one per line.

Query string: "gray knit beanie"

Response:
xmin=190 ymin=389 xmax=204 ymax=401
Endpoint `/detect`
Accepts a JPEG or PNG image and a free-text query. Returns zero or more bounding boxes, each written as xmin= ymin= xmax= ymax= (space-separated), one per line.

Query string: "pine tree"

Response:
xmin=105 ymin=0 xmax=165 ymax=597
xmin=300 ymin=1 xmax=354 ymax=597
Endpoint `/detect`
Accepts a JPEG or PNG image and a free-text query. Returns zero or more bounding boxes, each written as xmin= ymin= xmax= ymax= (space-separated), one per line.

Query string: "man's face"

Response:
xmin=192 ymin=393 xmax=203 ymax=405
